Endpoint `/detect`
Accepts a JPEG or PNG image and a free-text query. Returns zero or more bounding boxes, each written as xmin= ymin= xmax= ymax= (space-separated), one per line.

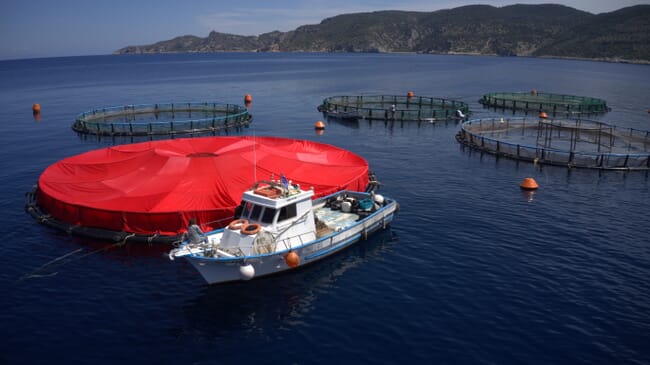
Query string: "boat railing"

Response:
xmin=215 ymin=231 xmax=315 ymax=257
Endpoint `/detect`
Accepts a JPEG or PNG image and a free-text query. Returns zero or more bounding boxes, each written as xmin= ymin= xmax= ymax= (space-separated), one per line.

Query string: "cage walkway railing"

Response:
xmin=479 ymin=92 xmax=609 ymax=115
xmin=73 ymin=102 xmax=251 ymax=136
xmin=319 ymin=95 xmax=470 ymax=121
xmin=456 ymin=117 xmax=650 ymax=170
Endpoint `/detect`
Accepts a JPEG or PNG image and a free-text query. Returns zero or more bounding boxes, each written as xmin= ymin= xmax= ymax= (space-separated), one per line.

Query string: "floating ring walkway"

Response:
xmin=479 ymin=91 xmax=609 ymax=116
xmin=72 ymin=102 xmax=251 ymax=136
xmin=318 ymin=95 xmax=469 ymax=121
xmin=456 ymin=117 xmax=650 ymax=170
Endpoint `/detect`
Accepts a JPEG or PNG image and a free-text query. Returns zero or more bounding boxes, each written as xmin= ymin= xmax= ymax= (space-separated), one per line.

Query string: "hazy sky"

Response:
xmin=1 ymin=0 xmax=647 ymax=60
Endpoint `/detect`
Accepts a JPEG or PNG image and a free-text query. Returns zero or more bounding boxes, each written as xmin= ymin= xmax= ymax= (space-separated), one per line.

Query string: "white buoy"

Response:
xmin=455 ymin=109 xmax=466 ymax=119
xmin=239 ymin=264 xmax=255 ymax=280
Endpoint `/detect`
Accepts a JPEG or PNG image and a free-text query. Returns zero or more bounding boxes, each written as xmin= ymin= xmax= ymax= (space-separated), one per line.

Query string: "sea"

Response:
xmin=0 ymin=53 xmax=649 ymax=365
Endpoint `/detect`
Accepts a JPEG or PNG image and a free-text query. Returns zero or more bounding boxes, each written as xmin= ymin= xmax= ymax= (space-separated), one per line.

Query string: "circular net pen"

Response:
xmin=456 ymin=117 xmax=650 ymax=170
xmin=72 ymin=102 xmax=252 ymax=136
xmin=318 ymin=95 xmax=469 ymax=121
xmin=479 ymin=91 xmax=609 ymax=116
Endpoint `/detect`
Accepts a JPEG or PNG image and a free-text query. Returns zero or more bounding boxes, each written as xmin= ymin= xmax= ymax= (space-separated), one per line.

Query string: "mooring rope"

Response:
xmin=18 ymin=233 xmax=136 ymax=281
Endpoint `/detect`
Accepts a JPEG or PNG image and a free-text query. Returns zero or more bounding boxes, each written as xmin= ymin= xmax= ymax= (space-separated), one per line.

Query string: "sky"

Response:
xmin=1 ymin=0 xmax=648 ymax=60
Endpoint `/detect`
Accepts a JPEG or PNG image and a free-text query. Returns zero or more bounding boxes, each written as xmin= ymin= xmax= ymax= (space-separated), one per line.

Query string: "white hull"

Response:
xmin=183 ymin=202 xmax=396 ymax=284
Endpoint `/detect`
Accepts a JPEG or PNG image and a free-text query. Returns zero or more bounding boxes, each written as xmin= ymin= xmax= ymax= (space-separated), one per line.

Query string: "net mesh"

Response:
xmin=319 ymin=95 xmax=469 ymax=121
xmin=72 ymin=102 xmax=251 ymax=136
xmin=479 ymin=91 xmax=609 ymax=115
xmin=456 ymin=117 xmax=650 ymax=170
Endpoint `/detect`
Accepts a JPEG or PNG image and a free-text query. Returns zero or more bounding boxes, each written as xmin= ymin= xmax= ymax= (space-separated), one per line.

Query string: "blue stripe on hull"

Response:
xmin=305 ymin=233 xmax=362 ymax=261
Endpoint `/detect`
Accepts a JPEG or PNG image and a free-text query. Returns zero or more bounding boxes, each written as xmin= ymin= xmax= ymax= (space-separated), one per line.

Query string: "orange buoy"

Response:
xmin=539 ymin=111 xmax=548 ymax=119
xmin=32 ymin=103 xmax=41 ymax=113
xmin=520 ymin=177 xmax=539 ymax=190
xmin=314 ymin=120 xmax=325 ymax=130
xmin=244 ymin=94 xmax=252 ymax=103
xmin=285 ymin=251 xmax=299 ymax=268
xmin=407 ymin=91 xmax=414 ymax=98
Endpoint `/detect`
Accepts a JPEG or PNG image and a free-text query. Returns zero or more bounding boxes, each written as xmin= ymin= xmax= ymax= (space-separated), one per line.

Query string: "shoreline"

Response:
xmin=111 ymin=49 xmax=650 ymax=66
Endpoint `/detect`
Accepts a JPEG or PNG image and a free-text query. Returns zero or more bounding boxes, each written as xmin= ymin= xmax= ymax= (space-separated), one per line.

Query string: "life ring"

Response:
xmin=241 ymin=223 xmax=262 ymax=235
xmin=228 ymin=219 xmax=248 ymax=231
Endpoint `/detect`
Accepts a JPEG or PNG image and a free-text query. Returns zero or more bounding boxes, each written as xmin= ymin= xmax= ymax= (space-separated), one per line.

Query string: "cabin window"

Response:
xmin=242 ymin=202 xmax=254 ymax=218
xmin=234 ymin=201 xmax=245 ymax=218
xmin=261 ymin=207 xmax=276 ymax=223
xmin=250 ymin=204 xmax=263 ymax=221
xmin=278 ymin=203 xmax=297 ymax=222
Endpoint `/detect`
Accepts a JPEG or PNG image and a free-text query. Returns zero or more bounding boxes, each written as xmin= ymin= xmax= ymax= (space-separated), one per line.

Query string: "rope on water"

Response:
xmin=18 ymin=233 xmax=136 ymax=281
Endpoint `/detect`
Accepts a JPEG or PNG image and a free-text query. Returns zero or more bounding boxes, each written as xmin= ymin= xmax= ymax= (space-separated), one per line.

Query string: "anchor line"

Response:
xmin=18 ymin=233 xmax=136 ymax=281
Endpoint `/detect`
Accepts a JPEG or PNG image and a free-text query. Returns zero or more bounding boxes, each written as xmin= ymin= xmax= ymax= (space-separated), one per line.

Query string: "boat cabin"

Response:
xmin=219 ymin=181 xmax=317 ymax=256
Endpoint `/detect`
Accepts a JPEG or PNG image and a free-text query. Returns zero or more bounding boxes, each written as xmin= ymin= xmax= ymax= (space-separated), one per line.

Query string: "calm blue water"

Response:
xmin=1 ymin=53 xmax=649 ymax=364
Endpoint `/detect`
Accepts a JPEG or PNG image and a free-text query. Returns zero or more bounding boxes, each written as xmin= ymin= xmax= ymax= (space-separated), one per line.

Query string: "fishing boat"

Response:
xmin=168 ymin=179 xmax=399 ymax=284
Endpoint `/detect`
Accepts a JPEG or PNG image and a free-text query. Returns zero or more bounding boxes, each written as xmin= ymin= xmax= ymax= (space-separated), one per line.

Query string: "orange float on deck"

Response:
xmin=228 ymin=219 xmax=249 ymax=231
xmin=520 ymin=177 xmax=539 ymax=190
xmin=241 ymin=223 xmax=262 ymax=235
xmin=285 ymin=251 xmax=299 ymax=268
xmin=314 ymin=120 xmax=325 ymax=130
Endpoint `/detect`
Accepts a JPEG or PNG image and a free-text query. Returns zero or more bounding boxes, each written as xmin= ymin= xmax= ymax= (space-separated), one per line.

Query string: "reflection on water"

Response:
xmin=522 ymin=189 xmax=536 ymax=203
xmin=325 ymin=115 xmax=360 ymax=129
xmin=178 ymin=228 xmax=398 ymax=341
xmin=73 ymin=126 xmax=248 ymax=146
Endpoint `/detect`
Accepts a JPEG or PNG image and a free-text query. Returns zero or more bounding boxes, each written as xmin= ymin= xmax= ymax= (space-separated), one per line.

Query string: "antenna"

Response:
xmin=253 ymin=130 xmax=257 ymax=182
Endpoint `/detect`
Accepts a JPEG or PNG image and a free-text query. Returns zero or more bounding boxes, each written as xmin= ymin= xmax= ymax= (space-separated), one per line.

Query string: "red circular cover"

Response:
xmin=38 ymin=136 xmax=369 ymax=235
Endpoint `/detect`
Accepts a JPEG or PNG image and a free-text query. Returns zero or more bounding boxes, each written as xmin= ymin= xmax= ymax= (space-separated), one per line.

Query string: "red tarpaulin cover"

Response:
xmin=37 ymin=136 xmax=369 ymax=235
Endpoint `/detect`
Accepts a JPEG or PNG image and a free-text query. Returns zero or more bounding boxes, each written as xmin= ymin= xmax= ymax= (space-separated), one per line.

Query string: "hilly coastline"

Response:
xmin=114 ymin=4 xmax=650 ymax=63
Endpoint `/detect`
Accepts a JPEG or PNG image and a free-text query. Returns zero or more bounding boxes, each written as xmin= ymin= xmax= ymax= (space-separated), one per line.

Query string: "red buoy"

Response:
xmin=285 ymin=251 xmax=299 ymax=268
xmin=314 ymin=120 xmax=325 ymax=130
xmin=520 ymin=177 xmax=539 ymax=190
xmin=244 ymin=94 xmax=252 ymax=103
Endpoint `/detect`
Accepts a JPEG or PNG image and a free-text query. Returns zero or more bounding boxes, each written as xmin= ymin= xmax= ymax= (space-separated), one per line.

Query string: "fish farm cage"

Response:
xmin=318 ymin=95 xmax=470 ymax=121
xmin=479 ymin=91 xmax=609 ymax=115
xmin=72 ymin=102 xmax=251 ymax=136
xmin=456 ymin=117 xmax=650 ymax=170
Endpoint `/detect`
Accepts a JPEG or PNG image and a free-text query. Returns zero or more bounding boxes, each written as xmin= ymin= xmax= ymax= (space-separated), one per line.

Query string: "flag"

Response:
xmin=281 ymin=174 xmax=289 ymax=189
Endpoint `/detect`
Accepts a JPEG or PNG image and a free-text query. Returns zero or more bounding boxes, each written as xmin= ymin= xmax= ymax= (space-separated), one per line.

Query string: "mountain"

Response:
xmin=532 ymin=5 xmax=650 ymax=62
xmin=114 ymin=4 xmax=650 ymax=63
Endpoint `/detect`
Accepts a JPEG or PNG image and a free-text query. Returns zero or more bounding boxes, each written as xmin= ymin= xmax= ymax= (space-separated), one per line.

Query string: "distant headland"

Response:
xmin=114 ymin=4 xmax=650 ymax=64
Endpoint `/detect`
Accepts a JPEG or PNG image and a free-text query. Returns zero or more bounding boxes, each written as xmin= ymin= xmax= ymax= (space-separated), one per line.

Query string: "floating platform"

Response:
xmin=72 ymin=102 xmax=251 ymax=136
xmin=318 ymin=95 xmax=469 ymax=122
xmin=28 ymin=136 xmax=375 ymax=243
xmin=456 ymin=117 xmax=650 ymax=170
xmin=478 ymin=91 xmax=609 ymax=115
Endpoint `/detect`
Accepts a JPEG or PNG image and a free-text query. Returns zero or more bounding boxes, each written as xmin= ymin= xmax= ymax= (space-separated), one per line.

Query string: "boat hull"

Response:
xmin=183 ymin=201 xmax=397 ymax=284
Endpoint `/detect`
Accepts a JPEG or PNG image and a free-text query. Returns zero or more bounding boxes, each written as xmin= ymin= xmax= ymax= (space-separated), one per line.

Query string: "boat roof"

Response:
xmin=242 ymin=186 xmax=314 ymax=209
